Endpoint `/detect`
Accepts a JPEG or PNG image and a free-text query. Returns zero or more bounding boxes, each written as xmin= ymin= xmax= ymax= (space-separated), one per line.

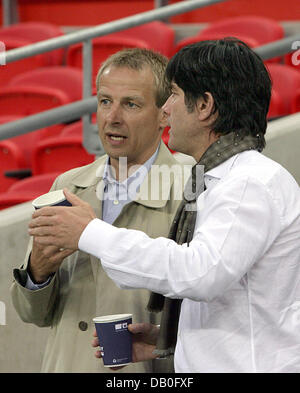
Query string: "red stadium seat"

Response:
xmin=267 ymin=63 xmax=300 ymax=115
xmin=0 ymin=115 xmax=38 ymax=167
xmin=0 ymin=192 xmax=37 ymax=210
xmin=60 ymin=116 xmax=97 ymax=139
xmin=199 ymin=16 xmax=284 ymax=45
xmin=114 ymin=21 xmax=175 ymax=57
xmin=0 ymin=85 xmax=71 ymax=117
xmin=0 ymin=22 xmax=64 ymax=65
xmin=291 ymin=90 xmax=300 ymax=114
xmin=161 ymin=127 xmax=175 ymax=154
xmin=32 ymin=136 xmax=95 ymax=176
xmin=0 ymin=22 xmax=65 ymax=86
xmin=0 ymin=116 xmax=65 ymax=168
xmin=198 ymin=16 xmax=284 ymax=63
xmin=0 ymin=172 xmax=60 ymax=210
xmin=0 ymin=38 xmax=47 ymax=86
xmin=67 ymin=36 xmax=150 ymax=87
xmin=174 ymin=33 xmax=259 ymax=54
xmin=60 ymin=121 xmax=83 ymax=138
xmin=268 ymin=89 xmax=286 ymax=119
xmin=0 ymin=67 xmax=82 ymax=136
xmin=0 ymin=140 xmax=27 ymax=192
xmin=8 ymin=66 xmax=83 ymax=102
xmin=9 ymin=172 xmax=59 ymax=193
xmin=66 ymin=22 xmax=175 ymax=83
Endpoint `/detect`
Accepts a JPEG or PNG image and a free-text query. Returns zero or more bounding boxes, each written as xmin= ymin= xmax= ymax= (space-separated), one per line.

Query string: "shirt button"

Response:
xmin=78 ymin=321 xmax=88 ymax=331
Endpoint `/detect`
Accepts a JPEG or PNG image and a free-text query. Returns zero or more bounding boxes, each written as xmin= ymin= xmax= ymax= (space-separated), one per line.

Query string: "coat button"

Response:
xmin=78 ymin=321 xmax=88 ymax=331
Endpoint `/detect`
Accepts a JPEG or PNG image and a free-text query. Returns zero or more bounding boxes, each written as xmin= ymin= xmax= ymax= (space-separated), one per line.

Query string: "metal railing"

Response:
xmin=0 ymin=0 xmax=229 ymax=155
xmin=0 ymin=0 xmax=299 ymax=156
xmin=2 ymin=0 xmax=19 ymax=26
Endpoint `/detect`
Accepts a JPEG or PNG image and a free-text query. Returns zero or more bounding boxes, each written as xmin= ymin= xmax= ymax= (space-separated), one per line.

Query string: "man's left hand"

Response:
xmin=28 ymin=189 xmax=97 ymax=250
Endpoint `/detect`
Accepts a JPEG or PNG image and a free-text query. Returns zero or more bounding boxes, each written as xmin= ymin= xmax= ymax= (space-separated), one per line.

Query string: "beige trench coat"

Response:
xmin=10 ymin=143 xmax=184 ymax=373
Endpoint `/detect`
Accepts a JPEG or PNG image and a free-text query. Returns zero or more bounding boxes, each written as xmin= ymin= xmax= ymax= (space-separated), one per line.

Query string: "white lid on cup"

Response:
xmin=93 ymin=314 xmax=132 ymax=323
xmin=32 ymin=189 xmax=66 ymax=209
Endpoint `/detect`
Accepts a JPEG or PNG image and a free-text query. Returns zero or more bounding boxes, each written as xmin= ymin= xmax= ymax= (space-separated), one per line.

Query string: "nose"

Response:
xmin=104 ymin=103 xmax=123 ymax=125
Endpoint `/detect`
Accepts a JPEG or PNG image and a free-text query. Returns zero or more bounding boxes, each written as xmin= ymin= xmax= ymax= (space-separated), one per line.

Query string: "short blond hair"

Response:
xmin=95 ymin=48 xmax=170 ymax=108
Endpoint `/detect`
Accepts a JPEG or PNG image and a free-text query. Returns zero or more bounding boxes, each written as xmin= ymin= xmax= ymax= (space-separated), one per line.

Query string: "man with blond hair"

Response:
xmin=11 ymin=48 xmax=184 ymax=373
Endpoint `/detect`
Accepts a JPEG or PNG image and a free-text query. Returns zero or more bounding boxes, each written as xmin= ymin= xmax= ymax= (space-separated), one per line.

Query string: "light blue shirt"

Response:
xmin=101 ymin=146 xmax=159 ymax=224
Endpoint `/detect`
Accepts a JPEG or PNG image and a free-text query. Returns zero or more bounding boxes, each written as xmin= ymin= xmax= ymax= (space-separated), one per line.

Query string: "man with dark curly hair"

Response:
xmin=28 ymin=39 xmax=300 ymax=373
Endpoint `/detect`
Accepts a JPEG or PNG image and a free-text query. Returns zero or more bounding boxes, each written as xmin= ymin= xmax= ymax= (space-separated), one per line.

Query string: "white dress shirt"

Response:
xmin=79 ymin=150 xmax=300 ymax=373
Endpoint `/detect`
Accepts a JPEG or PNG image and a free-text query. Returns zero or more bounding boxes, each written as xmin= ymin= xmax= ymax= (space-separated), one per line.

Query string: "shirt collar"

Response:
xmin=71 ymin=142 xmax=180 ymax=208
xmin=205 ymin=153 xmax=240 ymax=181
xmin=102 ymin=144 xmax=160 ymax=188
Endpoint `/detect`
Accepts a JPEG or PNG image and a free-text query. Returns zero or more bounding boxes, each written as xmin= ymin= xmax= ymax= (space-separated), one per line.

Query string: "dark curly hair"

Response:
xmin=166 ymin=38 xmax=272 ymax=150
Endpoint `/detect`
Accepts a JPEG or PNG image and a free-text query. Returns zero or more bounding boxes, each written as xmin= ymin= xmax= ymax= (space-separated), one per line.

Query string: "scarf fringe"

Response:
xmin=153 ymin=347 xmax=175 ymax=358
xmin=147 ymin=293 xmax=165 ymax=313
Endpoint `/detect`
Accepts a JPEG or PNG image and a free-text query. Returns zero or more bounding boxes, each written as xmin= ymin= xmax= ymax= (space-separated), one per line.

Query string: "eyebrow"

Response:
xmin=97 ymin=92 xmax=145 ymax=103
xmin=97 ymin=91 xmax=111 ymax=99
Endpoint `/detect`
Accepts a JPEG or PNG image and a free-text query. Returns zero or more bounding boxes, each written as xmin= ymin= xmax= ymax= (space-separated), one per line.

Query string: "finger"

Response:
xmin=91 ymin=338 xmax=99 ymax=347
xmin=34 ymin=245 xmax=74 ymax=261
xmin=32 ymin=235 xmax=58 ymax=247
xmin=57 ymin=248 xmax=75 ymax=259
xmin=33 ymin=243 xmax=66 ymax=256
xmin=28 ymin=226 xmax=54 ymax=237
xmin=128 ymin=323 xmax=151 ymax=334
xmin=29 ymin=216 xmax=56 ymax=229
xmin=94 ymin=349 xmax=102 ymax=359
xmin=63 ymin=188 xmax=86 ymax=207
xmin=32 ymin=207 xmax=57 ymax=219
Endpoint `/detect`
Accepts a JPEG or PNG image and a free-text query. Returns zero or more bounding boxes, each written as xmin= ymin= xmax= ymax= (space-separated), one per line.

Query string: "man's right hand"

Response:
xmin=28 ymin=238 xmax=75 ymax=283
xmin=92 ymin=322 xmax=160 ymax=367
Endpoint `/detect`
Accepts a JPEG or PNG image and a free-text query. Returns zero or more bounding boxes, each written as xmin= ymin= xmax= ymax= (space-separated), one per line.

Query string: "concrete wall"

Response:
xmin=0 ymin=113 xmax=299 ymax=372
xmin=0 ymin=202 xmax=49 ymax=372
xmin=264 ymin=112 xmax=300 ymax=185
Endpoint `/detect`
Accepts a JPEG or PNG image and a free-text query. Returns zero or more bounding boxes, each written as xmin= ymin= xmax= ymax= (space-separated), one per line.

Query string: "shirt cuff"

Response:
xmin=25 ymin=272 xmax=53 ymax=290
xmin=78 ymin=218 xmax=117 ymax=257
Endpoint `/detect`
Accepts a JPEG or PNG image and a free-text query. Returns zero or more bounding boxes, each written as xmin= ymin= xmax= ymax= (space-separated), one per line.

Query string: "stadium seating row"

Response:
xmin=1 ymin=60 xmax=299 ymax=124
xmin=0 ymin=121 xmax=95 ymax=186
xmin=0 ymin=15 xmax=299 ymax=210
xmin=0 ymin=172 xmax=60 ymax=210
xmin=0 ymin=16 xmax=298 ymax=85
xmin=0 ymin=129 xmax=95 ymax=209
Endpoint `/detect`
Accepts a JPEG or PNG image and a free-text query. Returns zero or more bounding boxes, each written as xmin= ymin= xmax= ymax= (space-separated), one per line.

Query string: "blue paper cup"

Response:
xmin=93 ymin=313 xmax=133 ymax=367
xmin=32 ymin=190 xmax=72 ymax=209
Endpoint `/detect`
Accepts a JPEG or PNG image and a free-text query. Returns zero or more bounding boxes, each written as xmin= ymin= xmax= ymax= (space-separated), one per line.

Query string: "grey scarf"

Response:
xmin=147 ymin=131 xmax=262 ymax=357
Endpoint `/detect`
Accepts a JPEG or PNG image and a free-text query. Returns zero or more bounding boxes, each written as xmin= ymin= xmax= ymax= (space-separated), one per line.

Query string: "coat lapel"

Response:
xmin=133 ymin=142 xmax=179 ymax=208
xmin=70 ymin=156 xmax=107 ymax=293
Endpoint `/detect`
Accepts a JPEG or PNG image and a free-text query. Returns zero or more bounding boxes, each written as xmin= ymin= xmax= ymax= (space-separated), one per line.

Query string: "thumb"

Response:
xmin=128 ymin=323 xmax=153 ymax=335
xmin=63 ymin=188 xmax=85 ymax=207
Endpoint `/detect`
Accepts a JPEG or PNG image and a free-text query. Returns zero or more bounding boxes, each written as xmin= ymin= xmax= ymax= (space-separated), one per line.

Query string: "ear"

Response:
xmin=196 ymin=92 xmax=215 ymax=122
xmin=158 ymin=107 xmax=169 ymax=132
